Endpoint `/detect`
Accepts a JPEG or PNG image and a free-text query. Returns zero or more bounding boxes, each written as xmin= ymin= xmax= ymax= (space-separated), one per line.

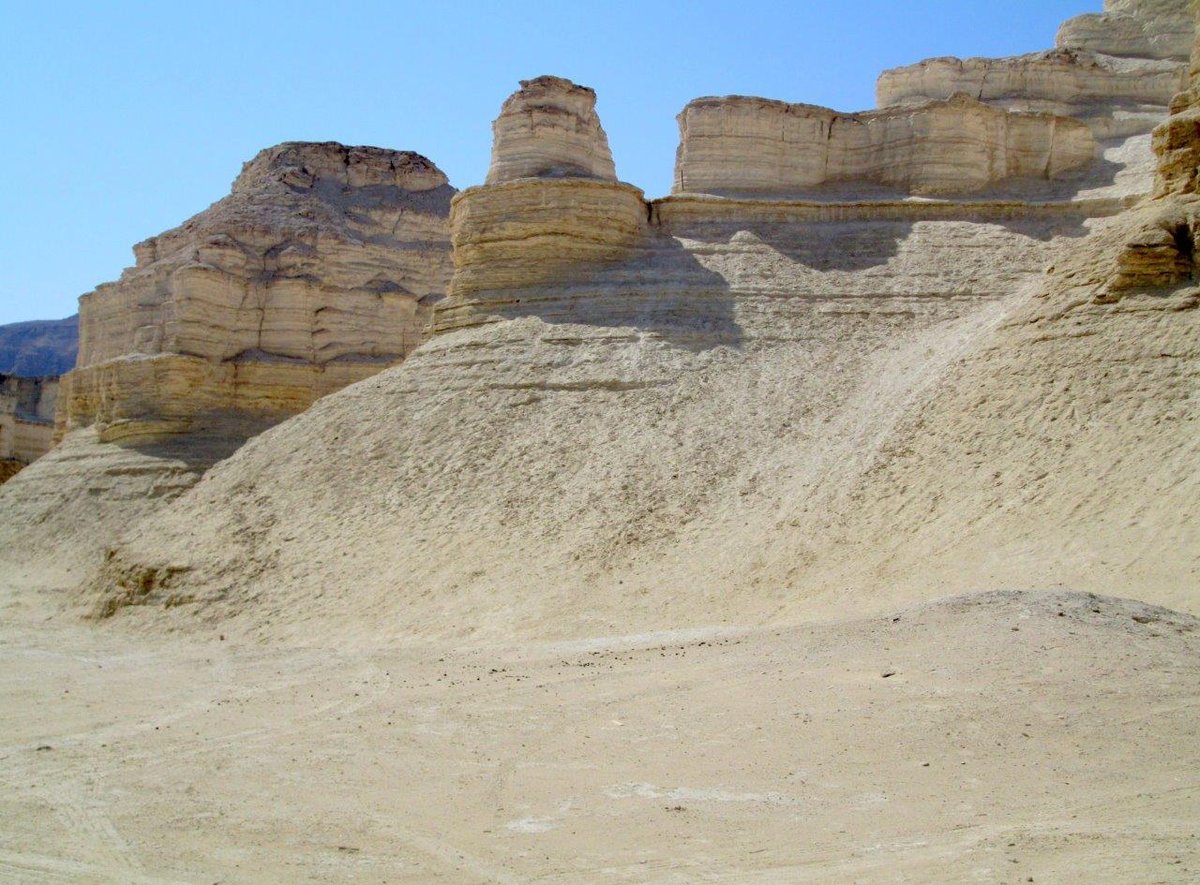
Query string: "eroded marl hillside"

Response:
xmin=0 ymin=0 xmax=1195 ymax=640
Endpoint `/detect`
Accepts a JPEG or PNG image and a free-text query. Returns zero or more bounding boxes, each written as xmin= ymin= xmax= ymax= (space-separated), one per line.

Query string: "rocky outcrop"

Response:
xmin=439 ymin=78 xmax=649 ymax=333
xmin=63 ymin=142 xmax=455 ymax=443
xmin=0 ymin=315 xmax=78 ymax=376
xmin=1153 ymin=4 xmax=1200 ymax=196
xmin=9 ymin=8 xmax=1200 ymax=637
xmin=0 ymin=374 xmax=58 ymax=480
xmin=878 ymin=1 xmax=1192 ymax=140
xmin=485 ymin=76 xmax=617 ymax=184
xmin=1058 ymin=0 xmax=1194 ymax=61
xmin=672 ymin=94 xmax=1095 ymax=197
xmin=0 ymin=141 xmax=455 ymax=571
xmin=877 ymin=49 xmax=1186 ymax=140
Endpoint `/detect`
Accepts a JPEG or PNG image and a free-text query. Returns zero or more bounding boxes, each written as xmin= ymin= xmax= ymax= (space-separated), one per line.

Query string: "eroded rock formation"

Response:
xmin=485 ymin=76 xmax=617 ymax=184
xmin=3 ymin=4 xmax=1198 ymax=634
xmin=440 ymin=77 xmax=649 ymax=332
xmin=1106 ymin=3 xmax=1200 ymax=290
xmin=0 ymin=141 xmax=454 ymax=573
xmin=672 ymin=94 xmax=1095 ymax=197
xmin=1154 ymin=3 xmax=1200 ymax=196
xmin=1058 ymin=0 xmax=1194 ymax=61
xmin=879 ymin=0 xmax=1191 ymax=139
xmin=0 ymin=374 xmax=58 ymax=482
xmin=62 ymin=142 xmax=455 ymax=443
xmin=877 ymin=50 xmax=1185 ymax=140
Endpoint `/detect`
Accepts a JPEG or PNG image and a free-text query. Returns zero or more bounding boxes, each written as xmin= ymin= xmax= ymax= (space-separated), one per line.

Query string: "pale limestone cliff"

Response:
xmin=1058 ymin=0 xmax=1194 ymax=61
xmin=672 ymin=94 xmax=1095 ymax=197
xmin=878 ymin=1 xmax=1192 ymax=140
xmin=485 ymin=76 xmax=617 ymax=184
xmin=445 ymin=179 xmax=648 ymax=301
xmin=440 ymin=78 xmax=648 ymax=331
xmin=6 ymin=3 xmax=1200 ymax=641
xmin=1153 ymin=4 xmax=1200 ymax=195
xmin=64 ymin=142 xmax=455 ymax=443
xmin=0 ymin=374 xmax=57 ymax=479
xmin=1101 ymin=4 xmax=1200 ymax=289
xmin=877 ymin=49 xmax=1185 ymax=139
xmin=0 ymin=141 xmax=454 ymax=572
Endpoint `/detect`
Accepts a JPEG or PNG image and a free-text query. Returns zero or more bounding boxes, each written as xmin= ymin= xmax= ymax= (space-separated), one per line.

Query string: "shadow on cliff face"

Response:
xmin=102 ymin=415 xmax=284 ymax=479
xmin=331 ymin=181 xmax=458 ymax=238
xmin=445 ymin=229 xmax=743 ymax=352
xmin=666 ymin=211 xmax=1096 ymax=273
xmin=687 ymin=150 xmax=1128 ymax=207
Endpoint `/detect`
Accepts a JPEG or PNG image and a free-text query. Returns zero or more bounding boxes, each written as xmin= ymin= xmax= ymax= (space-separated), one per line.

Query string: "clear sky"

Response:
xmin=1 ymin=0 xmax=1094 ymax=325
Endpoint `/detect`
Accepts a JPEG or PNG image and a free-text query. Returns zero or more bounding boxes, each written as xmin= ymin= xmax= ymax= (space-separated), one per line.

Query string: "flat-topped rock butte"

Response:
xmin=0 ymin=1 xmax=1197 ymax=881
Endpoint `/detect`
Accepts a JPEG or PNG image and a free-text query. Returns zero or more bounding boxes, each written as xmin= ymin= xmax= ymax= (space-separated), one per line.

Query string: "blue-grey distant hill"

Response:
xmin=0 ymin=315 xmax=79 ymax=376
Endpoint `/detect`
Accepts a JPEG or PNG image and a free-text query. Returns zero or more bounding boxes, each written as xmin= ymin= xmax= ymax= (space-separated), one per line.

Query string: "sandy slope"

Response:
xmin=77 ymin=208 xmax=1124 ymax=640
xmin=0 ymin=590 xmax=1196 ymax=882
xmin=65 ymin=199 xmax=1196 ymax=642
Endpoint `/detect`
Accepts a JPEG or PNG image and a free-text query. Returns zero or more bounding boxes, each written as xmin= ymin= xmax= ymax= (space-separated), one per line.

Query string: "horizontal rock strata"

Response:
xmin=486 ymin=76 xmax=617 ymax=184
xmin=0 ymin=374 xmax=57 ymax=475
xmin=86 ymin=208 xmax=1126 ymax=632
xmin=673 ymin=94 xmax=1096 ymax=197
xmin=877 ymin=49 xmax=1186 ymax=139
xmin=57 ymin=353 xmax=392 ymax=443
xmin=66 ymin=141 xmax=455 ymax=442
xmin=1154 ymin=4 xmax=1200 ymax=196
xmin=1058 ymin=0 xmax=1194 ymax=61
xmin=445 ymin=179 xmax=648 ymax=302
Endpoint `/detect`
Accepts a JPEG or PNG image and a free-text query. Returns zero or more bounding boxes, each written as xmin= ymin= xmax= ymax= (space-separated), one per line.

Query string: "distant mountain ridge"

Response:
xmin=0 ymin=315 xmax=79 ymax=377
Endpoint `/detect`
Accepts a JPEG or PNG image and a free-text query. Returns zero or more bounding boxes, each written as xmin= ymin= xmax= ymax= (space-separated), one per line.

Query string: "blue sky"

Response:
xmin=1 ymin=1 xmax=1093 ymax=325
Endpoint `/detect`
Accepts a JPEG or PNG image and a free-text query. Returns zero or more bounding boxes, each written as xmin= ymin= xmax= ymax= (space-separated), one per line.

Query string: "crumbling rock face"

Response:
xmin=440 ymin=77 xmax=648 ymax=333
xmin=1107 ymin=4 xmax=1200 ymax=290
xmin=445 ymin=179 xmax=647 ymax=300
xmin=64 ymin=141 xmax=455 ymax=443
xmin=1153 ymin=4 xmax=1200 ymax=196
xmin=672 ymin=94 xmax=1096 ymax=197
xmin=877 ymin=49 xmax=1186 ymax=140
xmin=0 ymin=374 xmax=57 ymax=480
xmin=0 ymin=142 xmax=455 ymax=572
xmin=1058 ymin=0 xmax=1194 ymax=61
xmin=485 ymin=76 xmax=618 ymax=184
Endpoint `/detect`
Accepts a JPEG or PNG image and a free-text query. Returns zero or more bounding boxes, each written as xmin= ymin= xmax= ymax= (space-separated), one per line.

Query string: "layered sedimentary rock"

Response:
xmin=440 ymin=77 xmax=649 ymax=331
xmin=877 ymin=49 xmax=1185 ymax=139
xmin=64 ymin=142 xmax=454 ymax=443
xmin=1105 ymin=4 xmax=1200 ymax=288
xmin=1058 ymin=0 xmax=1194 ymax=61
xmin=672 ymin=94 xmax=1095 ymax=197
xmin=485 ymin=76 xmax=617 ymax=184
xmin=1154 ymin=4 xmax=1200 ymax=196
xmin=0 ymin=374 xmax=57 ymax=480
xmin=0 ymin=141 xmax=454 ymax=573
xmin=879 ymin=1 xmax=1192 ymax=140
xmin=9 ymin=2 xmax=1200 ymax=640
xmin=84 ymin=77 xmax=1151 ymax=630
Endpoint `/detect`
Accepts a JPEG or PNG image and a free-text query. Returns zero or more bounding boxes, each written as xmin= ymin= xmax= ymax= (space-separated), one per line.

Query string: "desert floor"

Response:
xmin=1 ymin=589 xmax=1197 ymax=883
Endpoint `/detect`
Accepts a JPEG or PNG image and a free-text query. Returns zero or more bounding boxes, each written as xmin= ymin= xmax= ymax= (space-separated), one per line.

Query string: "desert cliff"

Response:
xmin=1 ymin=3 xmax=1198 ymax=881
xmin=0 ymin=141 xmax=454 ymax=573
xmin=0 ymin=1 xmax=1193 ymax=635
xmin=0 ymin=374 xmax=57 ymax=482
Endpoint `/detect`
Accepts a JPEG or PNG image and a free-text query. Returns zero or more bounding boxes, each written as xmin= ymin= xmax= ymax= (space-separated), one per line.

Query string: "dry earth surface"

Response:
xmin=1 ymin=590 xmax=1197 ymax=883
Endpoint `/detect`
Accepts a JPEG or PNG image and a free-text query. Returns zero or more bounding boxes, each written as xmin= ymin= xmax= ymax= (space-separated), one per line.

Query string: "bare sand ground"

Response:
xmin=1 ymin=589 xmax=1196 ymax=883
